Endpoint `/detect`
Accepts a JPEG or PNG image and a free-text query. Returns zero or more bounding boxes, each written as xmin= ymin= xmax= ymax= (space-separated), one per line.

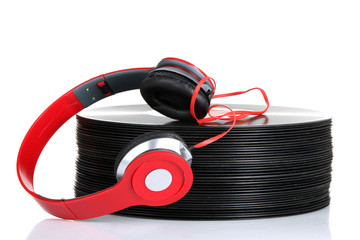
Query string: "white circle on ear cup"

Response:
xmin=145 ymin=169 xmax=172 ymax=192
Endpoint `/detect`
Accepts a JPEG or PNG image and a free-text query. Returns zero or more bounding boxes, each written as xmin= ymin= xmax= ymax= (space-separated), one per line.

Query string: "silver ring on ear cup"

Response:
xmin=115 ymin=137 xmax=192 ymax=182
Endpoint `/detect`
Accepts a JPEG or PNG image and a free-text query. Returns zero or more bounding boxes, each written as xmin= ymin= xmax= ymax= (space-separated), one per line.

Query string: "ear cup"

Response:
xmin=140 ymin=70 xmax=210 ymax=121
xmin=114 ymin=131 xmax=190 ymax=181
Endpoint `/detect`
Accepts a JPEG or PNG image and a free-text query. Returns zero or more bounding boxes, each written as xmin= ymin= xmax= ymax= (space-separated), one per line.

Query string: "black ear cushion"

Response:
xmin=114 ymin=132 xmax=187 ymax=176
xmin=140 ymin=71 xmax=210 ymax=122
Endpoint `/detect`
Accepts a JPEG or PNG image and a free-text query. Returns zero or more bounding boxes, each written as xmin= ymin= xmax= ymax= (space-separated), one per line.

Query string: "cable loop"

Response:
xmin=190 ymin=77 xmax=270 ymax=149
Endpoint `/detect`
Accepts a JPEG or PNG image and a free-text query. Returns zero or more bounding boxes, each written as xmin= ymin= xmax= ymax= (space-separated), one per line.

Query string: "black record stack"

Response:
xmin=75 ymin=104 xmax=332 ymax=219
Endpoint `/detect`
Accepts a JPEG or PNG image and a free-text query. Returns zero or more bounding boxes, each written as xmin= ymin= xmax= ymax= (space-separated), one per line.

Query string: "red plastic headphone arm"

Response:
xmin=16 ymin=68 xmax=153 ymax=220
xmin=17 ymin=91 xmax=84 ymax=192
xmin=17 ymin=90 xmax=85 ymax=219
xmin=15 ymin=88 xmax=144 ymax=220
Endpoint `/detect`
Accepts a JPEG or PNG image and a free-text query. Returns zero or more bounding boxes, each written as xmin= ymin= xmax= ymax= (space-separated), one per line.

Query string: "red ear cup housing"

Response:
xmin=130 ymin=150 xmax=193 ymax=203
xmin=113 ymin=132 xmax=193 ymax=207
xmin=140 ymin=70 xmax=210 ymax=121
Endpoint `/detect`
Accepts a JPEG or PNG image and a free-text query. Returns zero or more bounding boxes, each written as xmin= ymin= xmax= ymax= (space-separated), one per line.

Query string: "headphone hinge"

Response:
xmin=97 ymin=80 xmax=113 ymax=97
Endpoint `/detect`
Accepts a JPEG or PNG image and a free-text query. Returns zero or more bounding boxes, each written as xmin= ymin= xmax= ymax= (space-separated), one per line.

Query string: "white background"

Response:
xmin=1 ymin=0 xmax=359 ymax=239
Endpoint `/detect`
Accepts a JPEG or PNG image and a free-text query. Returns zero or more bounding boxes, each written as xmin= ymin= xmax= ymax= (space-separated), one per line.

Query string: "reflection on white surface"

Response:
xmin=27 ymin=207 xmax=331 ymax=240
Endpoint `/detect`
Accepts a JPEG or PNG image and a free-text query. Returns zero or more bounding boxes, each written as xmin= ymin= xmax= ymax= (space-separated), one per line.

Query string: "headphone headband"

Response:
xmin=16 ymin=68 xmax=164 ymax=219
xmin=17 ymin=58 xmax=269 ymax=220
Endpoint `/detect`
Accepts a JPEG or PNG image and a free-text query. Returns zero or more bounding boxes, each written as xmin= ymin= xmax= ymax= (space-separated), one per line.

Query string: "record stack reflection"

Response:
xmin=75 ymin=104 xmax=332 ymax=219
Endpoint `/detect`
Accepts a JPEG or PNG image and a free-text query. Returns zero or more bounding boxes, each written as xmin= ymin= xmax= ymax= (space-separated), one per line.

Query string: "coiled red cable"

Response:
xmin=190 ymin=77 xmax=270 ymax=148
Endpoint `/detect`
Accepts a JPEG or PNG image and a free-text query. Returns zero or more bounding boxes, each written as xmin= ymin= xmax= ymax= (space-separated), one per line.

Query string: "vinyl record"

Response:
xmin=75 ymin=104 xmax=332 ymax=219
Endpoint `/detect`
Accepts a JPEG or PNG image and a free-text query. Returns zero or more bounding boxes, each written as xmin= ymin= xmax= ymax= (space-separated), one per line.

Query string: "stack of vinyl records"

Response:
xmin=75 ymin=104 xmax=333 ymax=219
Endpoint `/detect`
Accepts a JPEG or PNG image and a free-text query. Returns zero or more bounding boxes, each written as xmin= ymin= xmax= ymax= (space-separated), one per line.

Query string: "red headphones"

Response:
xmin=17 ymin=58 xmax=269 ymax=220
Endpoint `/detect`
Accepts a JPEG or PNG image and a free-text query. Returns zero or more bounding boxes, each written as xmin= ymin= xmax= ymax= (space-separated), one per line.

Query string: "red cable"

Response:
xmin=190 ymin=77 xmax=270 ymax=149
